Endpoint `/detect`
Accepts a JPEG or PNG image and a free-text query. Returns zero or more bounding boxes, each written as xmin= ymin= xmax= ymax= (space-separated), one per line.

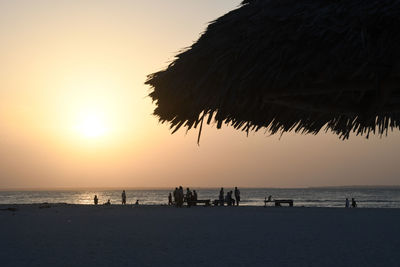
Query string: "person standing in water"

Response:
xmin=234 ymin=187 xmax=240 ymax=206
xmin=345 ymin=198 xmax=349 ymax=208
xmin=121 ymin=190 xmax=127 ymax=205
xmin=94 ymin=195 xmax=98 ymax=205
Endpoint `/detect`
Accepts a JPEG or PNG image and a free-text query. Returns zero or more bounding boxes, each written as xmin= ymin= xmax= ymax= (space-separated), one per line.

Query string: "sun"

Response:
xmin=75 ymin=110 xmax=108 ymax=139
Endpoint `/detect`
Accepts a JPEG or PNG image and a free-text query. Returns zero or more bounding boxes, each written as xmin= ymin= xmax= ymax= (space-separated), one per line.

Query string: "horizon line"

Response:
xmin=1 ymin=185 xmax=400 ymax=191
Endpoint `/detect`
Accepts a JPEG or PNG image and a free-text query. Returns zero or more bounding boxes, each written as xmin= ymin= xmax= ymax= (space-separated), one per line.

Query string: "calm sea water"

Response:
xmin=1 ymin=187 xmax=400 ymax=208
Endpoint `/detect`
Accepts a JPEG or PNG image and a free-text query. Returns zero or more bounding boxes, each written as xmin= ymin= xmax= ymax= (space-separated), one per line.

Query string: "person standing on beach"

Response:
xmin=225 ymin=191 xmax=232 ymax=206
xmin=193 ymin=190 xmax=198 ymax=206
xmin=178 ymin=186 xmax=184 ymax=207
xmin=94 ymin=195 xmax=98 ymax=205
xmin=219 ymin=188 xmax=224 ymax=206
xmin=186 ymin=188 xmax=193 ymax=207
xmin=168 ymin=192 xmax=173 ymax=206
xmin=121 ymin=190 xmax=127 ymax=205
xmin=345 ymin=198 xmax=349 ymax=208
xmin=173 ymin=187 xmax=178 ymax=206
xmin=351 ymin=198 xmax=357 ymax=208
xmin=234 ymin=187 xmax=240 ymax=206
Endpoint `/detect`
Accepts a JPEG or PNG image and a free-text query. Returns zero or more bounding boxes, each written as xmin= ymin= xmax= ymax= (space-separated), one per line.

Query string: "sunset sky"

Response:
xmin=1 ymin=0 xmax=399 ymax=189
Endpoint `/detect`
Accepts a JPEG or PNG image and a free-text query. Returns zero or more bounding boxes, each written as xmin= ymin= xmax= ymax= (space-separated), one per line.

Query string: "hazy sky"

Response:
xmin=0 ymin=0 xmax=399 ymax=189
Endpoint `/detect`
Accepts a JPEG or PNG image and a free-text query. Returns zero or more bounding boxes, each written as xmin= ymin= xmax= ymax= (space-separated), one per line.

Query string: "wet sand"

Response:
xmin=1 ymin=204 xmax=400 ymax=267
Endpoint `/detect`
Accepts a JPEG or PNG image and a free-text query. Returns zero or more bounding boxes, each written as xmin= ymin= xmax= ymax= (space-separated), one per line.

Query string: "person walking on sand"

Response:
xmin=121 ymin=190 xmax=127 ymax=205
xmin=234 ymin=187 xmax=240 ymax=206
xmin=94 ymin=195 xmax=98 ymax=205
xmin=345 ymin=198 xmax=349 ymax=208
xmin=168 ymin=192 xmax=173 ymax=206
xmin=219 ymin=187 xmax=224 ymax=206
xmin=351 ymin=198 xmax=357 ymax=208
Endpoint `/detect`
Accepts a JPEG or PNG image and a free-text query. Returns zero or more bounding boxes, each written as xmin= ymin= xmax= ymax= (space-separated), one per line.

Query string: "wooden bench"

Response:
xmin=274 ymin=199 xmax=294 ymax=207
xmin=187 ymin=199 xmax=211 ymax=206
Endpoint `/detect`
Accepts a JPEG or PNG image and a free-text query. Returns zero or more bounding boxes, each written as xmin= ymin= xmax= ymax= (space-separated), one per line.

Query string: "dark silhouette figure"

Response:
xmin=186 ymin=188 xmax=193 ymax=207
xmin=351 ymin=198 xmax=357 ymax=208
xmin=104 ymin=199 xmax=111 ymax=205
xmin=94 ymin=195 xmax=98 ymax=205
xmin=219 ymin=188 xmax=224 ymax=206
xmin=234 ymin=187 xmax=240 ymax=206
xmin=226 ymin=191 xmax=235 ymax=206
xmin=193 ymin=190 xmax=198 ymax=206
xmin=122 ymin=190 xmax=127 ymax=205
xmin=173 ymin=187 xmax=178 ymax=206
xmin=178 ymin=186 xmax=184 ymax=207
xmin=135 ymin=200 xmax=139 ymax=206
xmin=168 ymin=192 xmax=173 ymax=206
xmin=345 ymin=198 xmax=349 ymax=208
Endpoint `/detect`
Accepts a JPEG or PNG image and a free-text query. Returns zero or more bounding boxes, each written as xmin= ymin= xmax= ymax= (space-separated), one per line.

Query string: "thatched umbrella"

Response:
xmin=146 ymin=0 xmax=400 ymax=142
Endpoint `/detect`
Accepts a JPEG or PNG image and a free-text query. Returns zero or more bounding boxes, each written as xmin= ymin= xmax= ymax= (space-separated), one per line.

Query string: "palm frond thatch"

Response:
xmin=146 ymin=0 xmax=400 ymax=142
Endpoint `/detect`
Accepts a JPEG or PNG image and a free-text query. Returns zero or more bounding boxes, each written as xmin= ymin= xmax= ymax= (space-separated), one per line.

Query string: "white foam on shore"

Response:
xmin=1 ymin=204 xmax=400 ymax=267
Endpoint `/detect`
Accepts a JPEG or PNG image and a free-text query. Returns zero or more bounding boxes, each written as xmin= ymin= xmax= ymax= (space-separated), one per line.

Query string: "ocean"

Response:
xmin=1 ymin=187 xmax=400 ymax=208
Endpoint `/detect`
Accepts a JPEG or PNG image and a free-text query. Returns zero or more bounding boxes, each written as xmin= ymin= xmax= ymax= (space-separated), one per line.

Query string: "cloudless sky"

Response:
xmin=0 ymin=0 xmax=399 ymax=189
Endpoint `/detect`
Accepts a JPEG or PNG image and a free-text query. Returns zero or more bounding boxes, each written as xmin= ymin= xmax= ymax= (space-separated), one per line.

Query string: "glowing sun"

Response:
xmin=75 ymin=110 xmax=108 ymax=139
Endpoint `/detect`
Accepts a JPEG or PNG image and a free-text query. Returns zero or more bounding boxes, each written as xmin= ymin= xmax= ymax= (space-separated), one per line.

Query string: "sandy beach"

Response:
xmin=1 ymin=204 xmax=400 ymax=267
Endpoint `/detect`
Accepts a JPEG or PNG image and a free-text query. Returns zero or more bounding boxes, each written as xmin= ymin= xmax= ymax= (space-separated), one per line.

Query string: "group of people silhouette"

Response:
xmin=94 ymin=190 xmax=358 ymax=208
xmin=169 ymin=186 xmax=241 ymax=207
xmin=218 ymin=187 xmax=241 ymax=206
xmin=345 ymin=197 xmax=357 ymax=208
xmin=93 ymin=190 xmax=139 ymax=206
xmin=169 ymin=186 xmax=198 ymax=207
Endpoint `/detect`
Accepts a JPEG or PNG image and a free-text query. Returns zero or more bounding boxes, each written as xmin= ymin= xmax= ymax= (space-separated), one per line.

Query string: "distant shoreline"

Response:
xmin=1 ymin=185 xmax=400 ymax=191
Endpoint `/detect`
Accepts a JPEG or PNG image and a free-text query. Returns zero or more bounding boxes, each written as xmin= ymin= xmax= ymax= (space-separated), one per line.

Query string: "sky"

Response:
xmin=0 ymin=0 xmax=399 ymax=189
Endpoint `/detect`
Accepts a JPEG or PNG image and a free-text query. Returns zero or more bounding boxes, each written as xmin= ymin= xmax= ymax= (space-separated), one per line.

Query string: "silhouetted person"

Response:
xmin=168 ymin=192 xmax=173 ymax=206
xmin=122 ymin=190 xmax=127 ymax=205
xmin=219 ymin=188 xmax=224 ymax=206
xmin=268 ymin=195 xmax=272 ymax=202
xmin=173 ymin=187 xmax=178 ymax=206
xmin=186 ymin=188 xmax=193 ymax=207
xmin=345 ymin=198 xmax=350 ymax=208
xmin=234 ymin=187 xmax=240 ymax=206
xmin=94 ymin=195 xmax=98 ymax=205
xmin=178 ymin=186 xmax=184 ymax=207
xmin=104 ymin=199 xmax=111 ymax=205
xmin=351 ymin=198 xmax=357 ymax=208
xmin=226 ymin=191 xmax=234 ymax=206
xmin=193 ymin=190 xmax=198 ymax=206
xmin=135 ymin=199 xmax=139 ymax=206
